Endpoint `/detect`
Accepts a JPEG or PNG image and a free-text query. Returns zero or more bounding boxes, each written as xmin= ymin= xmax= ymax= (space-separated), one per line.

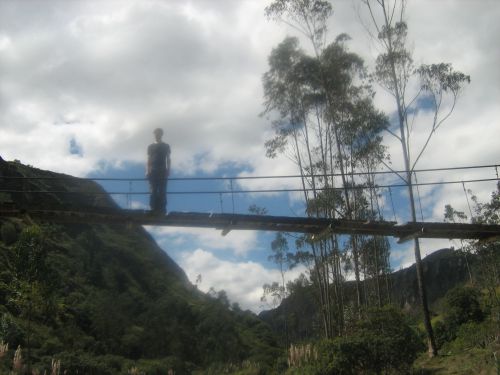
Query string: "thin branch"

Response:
xmin=378 ymin=157 xmax=407 ymax=183
xmin=356 ymin=2 xmax=382 ymax=49
xmin=400 ymin=0 xmax=407 ymax=23
xmin=389 ymin=0 xmax=397 ymax=26
xmin=384 ymin=126 xmax=402 ymax=141
xmin=434 ymin=95 xmax=457 ymax=132
xmin=279 ymin=17 xmax=309 ymax=39
xmin=411 ymin=94 xmax=458 ymax=171
xmin=364 ymin=0 xmax=387 ymax=49
xmin=403 ymin=86 xmax=423 ymax=118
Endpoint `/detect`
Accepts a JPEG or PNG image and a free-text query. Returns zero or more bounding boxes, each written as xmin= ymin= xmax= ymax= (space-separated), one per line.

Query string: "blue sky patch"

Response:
xmin=69 ymin=138 xmax=83 ymax=156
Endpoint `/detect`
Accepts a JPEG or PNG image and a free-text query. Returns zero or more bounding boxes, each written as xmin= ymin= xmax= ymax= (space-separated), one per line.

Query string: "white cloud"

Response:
xmin=147 ymin=225 xmax=262 ymax=257
xmin=391 ymin=244 xmax=415 ymax=271
xmin=1 ymin=0 xmax=497 ymax=186
xmin=0 ymin=34 xmax=11 ymax=51
xmin=0 ymin=0 xmax=286 ymax=177
xmin=178 ymin=248 xmax=306 ymax=312
xmin=1 ymin=0 xmax=499 ymax=309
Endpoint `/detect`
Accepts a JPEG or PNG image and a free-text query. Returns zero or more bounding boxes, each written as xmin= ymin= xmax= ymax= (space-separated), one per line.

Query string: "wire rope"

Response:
xmin=413 ymin=172 xmax=425 ymax=221
xmin=1 ymin=163 xmax=499 ymax=182
xmin=2 ymin=177 xmax=498 ymax=196
xmin=462 ymin=181 xmax=474 ymax=220
xmin=388 ymin=187 xmax=397 ymax=222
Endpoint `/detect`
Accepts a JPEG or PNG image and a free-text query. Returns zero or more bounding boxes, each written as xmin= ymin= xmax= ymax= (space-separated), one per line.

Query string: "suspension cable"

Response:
xmin=1 ymin=163 xmax=499 ymax=182
xmin=388 ymin=187 xmax=397 ymax=222
xmin=413 ymin=172 xmax=425 ymax=221
xmin=462 ymin=181 xmax=474 ymax=220
xmin=2 ymin=177 xmax=498 ymax=196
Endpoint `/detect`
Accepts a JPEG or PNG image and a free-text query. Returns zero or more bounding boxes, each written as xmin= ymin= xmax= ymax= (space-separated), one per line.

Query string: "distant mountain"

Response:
xmin=259 ymin=247 xmax=473 ymax=342
xmin=390 ymin=247 xmax=473 ymax=309
xmin=0 ymin=160 xmax=280 ymax=374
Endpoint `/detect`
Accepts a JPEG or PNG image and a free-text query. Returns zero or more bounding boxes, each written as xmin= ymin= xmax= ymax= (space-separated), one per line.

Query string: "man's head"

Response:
xmin=153 ymin=128 xmax=163 ymax=141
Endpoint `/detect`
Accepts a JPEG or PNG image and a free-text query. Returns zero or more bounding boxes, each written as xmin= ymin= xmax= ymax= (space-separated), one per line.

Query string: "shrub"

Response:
xmin=444 ymin=286 xmax=483 ymax=330
xmin=54 ymin=351 xmax=126 ymax=375
xmin=433 ymin=286 xmax=486 ymax=348
xmin=287 ymin=307 xmax=424 ymax=374
xmin=135 ymin=356 xmax=188 ymax=375
xmin=355 ymin=307 xmax=425 ymax=373
xmin=433 ymin=319 xmax=454 ymax=350
xmin=0 ymin=222 xmax=17 ymax=245
xmin=0 ymin=314 xmax=24 ymax=348
xmin=451 ymin=320 xmax=498 ymax=351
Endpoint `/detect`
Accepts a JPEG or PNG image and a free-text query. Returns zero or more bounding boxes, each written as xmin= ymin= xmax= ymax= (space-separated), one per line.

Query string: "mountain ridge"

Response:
xmin=0 ymin=160 xmax=280 ymax=374
xmin=258 ymin=247 xmax=473 ymax=342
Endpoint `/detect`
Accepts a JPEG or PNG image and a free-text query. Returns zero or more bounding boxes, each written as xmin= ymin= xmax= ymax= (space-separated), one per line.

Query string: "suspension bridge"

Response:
xmin=1 ymin=203 xmax=500 ymax=243
xmin=1 ymin=163 xmax=499 ymax=243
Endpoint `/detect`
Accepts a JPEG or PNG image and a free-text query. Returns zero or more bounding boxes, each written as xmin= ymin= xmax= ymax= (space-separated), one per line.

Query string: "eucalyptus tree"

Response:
xmin=262 ymin=34 xmax=344 ymax=337
xmin=262 ymin=232 xmax=296 ymax=345
xmin=335 ymin=91 xmax=391 ymax=308
xmin=443 ymin=184 xmax=500 ymax=342
xmin=359 ymin=0 xmax=470 ymax=356
xmin=449 ymin=185 xmax=500 ymax=322
xmin=444 ymin=204 xmax=473 ymax=284
xmin=469 ymin=185 xmax=500 ymax=324
xmin=263 ymin=0 xmax=389 ymax=336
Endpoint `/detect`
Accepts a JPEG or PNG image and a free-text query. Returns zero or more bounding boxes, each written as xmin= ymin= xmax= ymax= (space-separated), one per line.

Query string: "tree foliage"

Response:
xmin=360 ymin=0 xmax=470 ymax=357
xmin=0 ymin=205 xmax=281 ymax=374
xmin=263 ymin=0 xmax=392 ymax=341
xmin=288 ymin=307 xmax=424 ymax=374
xmin=444 ymin=286 xmax=483 ymax=330
xmin=440 ymin=184 xmax=500 ymax=361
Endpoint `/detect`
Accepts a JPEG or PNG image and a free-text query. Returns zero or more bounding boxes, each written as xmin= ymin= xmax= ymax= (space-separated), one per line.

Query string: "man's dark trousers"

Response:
xmin=149 ymin=172 xmax=167 ymax=213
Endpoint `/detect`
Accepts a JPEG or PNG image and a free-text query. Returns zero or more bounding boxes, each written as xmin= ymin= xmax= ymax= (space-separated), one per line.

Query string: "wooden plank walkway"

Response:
xmin=1 ymin=205 xmax=500 ymax=242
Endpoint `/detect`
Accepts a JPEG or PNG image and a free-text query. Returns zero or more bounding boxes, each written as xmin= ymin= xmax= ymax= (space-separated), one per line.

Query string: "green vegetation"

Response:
xmin=284 ymin=307 xmax=423 ymax=374
xmin=413 ymin=184 xmax=500 ymax=374
xmin=262 ymin=0 xmax=470 ymax=358
xmin=0 ymin=219 xmax=281 ymax=374
xmin=0 ymin=0 xmax=497 ymax=368
xmin=0 ymin=143 xmax=498 ymax=375
xmin=259 ymin=183 xmax=500 ymax=374
xmin=262 ymin=0 xmax=392 ymax=343
xmin=0 ymin=161 xmax=281 ymax=374
xmin=414 ymin=286 xmax=499 ymax=374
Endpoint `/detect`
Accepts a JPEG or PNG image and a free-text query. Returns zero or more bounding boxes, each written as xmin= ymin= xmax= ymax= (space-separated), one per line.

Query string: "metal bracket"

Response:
xmin=397 ymin=228 xmax=424 ymax=244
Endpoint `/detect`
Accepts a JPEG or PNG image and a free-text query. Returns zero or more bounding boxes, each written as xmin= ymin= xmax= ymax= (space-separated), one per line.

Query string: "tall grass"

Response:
xmin=287 ymin=343 xmax=317 ymax=368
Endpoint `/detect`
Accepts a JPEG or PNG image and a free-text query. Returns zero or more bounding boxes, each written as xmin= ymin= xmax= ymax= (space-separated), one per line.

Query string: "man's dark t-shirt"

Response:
xmin=148 ymin=142 xmax=170 ymax=173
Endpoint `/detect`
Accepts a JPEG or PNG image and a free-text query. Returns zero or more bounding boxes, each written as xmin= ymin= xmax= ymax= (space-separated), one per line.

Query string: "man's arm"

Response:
xmin=166 ymin=148 xmax=171 ymax=176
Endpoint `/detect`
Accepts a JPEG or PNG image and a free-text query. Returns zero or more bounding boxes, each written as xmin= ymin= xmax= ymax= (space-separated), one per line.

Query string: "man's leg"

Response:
xmin=149 ymin=178 xmax=155 ymax=211
xmin=149 ymin=177 xmax=160 ymax=211
xmin=158 ymin=177 xmax=167 ymax=214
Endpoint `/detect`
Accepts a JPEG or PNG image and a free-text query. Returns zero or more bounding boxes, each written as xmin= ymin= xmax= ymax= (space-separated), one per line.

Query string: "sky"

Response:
xmin=1 ymin=0 xmax=499 ymax=313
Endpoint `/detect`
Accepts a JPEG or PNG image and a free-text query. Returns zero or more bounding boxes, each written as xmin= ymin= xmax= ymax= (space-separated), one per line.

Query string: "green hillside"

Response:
xmin=259 ymin=247 xmax=474 ymax=343
xmin=1 ymin=160 xmax=498 ymax=374
xmin=0 ymin=160 xmax=280 ymax=374
xmin=258 ymin=248 xmax=499 ymax=374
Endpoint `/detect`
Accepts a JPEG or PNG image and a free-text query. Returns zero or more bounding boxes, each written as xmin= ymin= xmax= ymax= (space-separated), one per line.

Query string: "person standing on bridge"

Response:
xmin=146 ymin=128 xmax=171 ymax=214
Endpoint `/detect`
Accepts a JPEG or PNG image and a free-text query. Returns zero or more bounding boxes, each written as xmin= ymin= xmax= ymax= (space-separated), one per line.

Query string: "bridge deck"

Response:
xmin=1 ymin=205 xmax=499 ymax=242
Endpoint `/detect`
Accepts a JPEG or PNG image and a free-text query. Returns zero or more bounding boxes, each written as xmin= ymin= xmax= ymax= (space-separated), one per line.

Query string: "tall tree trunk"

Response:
xmin=374 ymin=239 xmax=382 ymax=307
xmin=381 ymin=3 xmax=438 ymax=356
xmin=400 ymin=87 xmax=437 ymax=357
xmin=293 ymin=124 xmax=332 ymax=339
